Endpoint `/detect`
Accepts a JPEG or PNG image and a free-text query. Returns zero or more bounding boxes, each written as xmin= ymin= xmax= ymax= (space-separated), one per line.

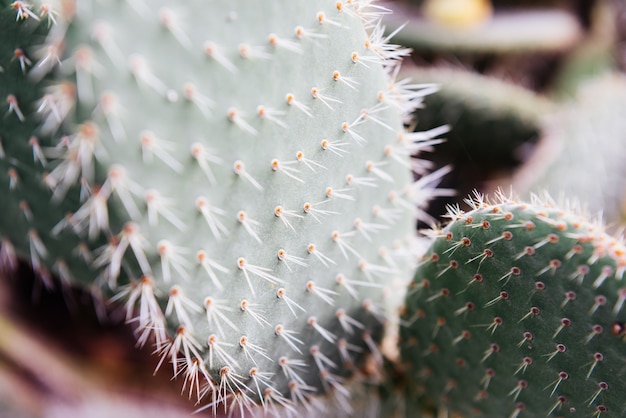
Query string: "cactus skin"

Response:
xmin=400 ymin=193 xmax=626 ymax=417
xmin=0 ymin=0 xmax=450 ymax=414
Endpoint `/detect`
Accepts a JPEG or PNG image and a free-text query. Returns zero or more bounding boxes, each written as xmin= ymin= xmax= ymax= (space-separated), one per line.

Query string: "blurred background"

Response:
xmin=2 ymin=1 xmax=626 ymax=416
xmin=389 ymin=0 xmax=626 ymax=229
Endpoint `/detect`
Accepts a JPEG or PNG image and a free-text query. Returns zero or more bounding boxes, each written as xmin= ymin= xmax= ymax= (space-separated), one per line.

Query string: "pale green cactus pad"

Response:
xmin=0 ymin=0 xmax=450 ymax=414
xmin=401 ymin=193 xmax=626 ymax=417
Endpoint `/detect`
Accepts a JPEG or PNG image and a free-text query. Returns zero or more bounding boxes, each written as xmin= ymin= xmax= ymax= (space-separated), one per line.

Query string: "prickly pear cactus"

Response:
xmin=514 ymin=74 xmax=626 ymax=226
xmin=401 ymin=193 xmax=626 ymax=417
xmin=1 ymin=0 xmax=448 ymax=413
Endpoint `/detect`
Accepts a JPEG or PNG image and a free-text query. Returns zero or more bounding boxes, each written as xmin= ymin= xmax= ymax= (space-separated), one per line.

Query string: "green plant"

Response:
xmin=401 ymin=192 xmax=626 ymax=416
xmin=4 ymin=1 xmax=625 ymax=417
xmin=0 ymin=0 xmax=452 ymax=414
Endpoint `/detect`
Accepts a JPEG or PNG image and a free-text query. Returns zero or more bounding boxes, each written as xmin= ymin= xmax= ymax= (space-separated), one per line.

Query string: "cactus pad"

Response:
xmin=401 ymin=193 xmax=626 ymax=417
xmin=1 ymin=0 xmax=449 ymax=413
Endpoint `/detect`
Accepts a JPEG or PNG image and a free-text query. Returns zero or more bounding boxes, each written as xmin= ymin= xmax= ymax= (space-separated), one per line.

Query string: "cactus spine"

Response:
xmin=401 ymin=193 xmax=626 ymax=417
xmin=1 ymin=0 xmax=450 ymax=414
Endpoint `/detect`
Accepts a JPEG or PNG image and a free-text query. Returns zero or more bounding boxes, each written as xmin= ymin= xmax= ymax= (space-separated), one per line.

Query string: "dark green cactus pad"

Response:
xmin=401 ymin=193 xmax=626 ymax=417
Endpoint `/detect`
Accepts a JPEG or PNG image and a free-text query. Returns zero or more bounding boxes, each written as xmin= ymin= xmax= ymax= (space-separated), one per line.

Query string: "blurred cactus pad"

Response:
xmin=0 ymin=0 xmax=450 ymax=414
xmin=401 ymin=193 xmax=626 ymax=417
xmin=514 ymin=74 xmax=626 ymax=226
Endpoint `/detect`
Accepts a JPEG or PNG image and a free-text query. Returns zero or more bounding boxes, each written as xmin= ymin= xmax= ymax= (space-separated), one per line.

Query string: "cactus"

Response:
xmin=513 ymin=74 xmax=626 ymax=225
xmin=383 ymin=4 xmax=582 ymax=54
xmin=0 ymin=0 xmax=452 ymax=414
xmin=9 ymin=1 xmax=624 ymax=417
xmin=400 ymin=192 xmax=626 ymax=416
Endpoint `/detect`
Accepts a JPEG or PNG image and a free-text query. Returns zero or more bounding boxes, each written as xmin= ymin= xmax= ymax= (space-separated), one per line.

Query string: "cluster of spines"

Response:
xmin=401 ymin=192 xmax=626 ymax=417
xmin=1 ymin=0 xmax=452 ymax=415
